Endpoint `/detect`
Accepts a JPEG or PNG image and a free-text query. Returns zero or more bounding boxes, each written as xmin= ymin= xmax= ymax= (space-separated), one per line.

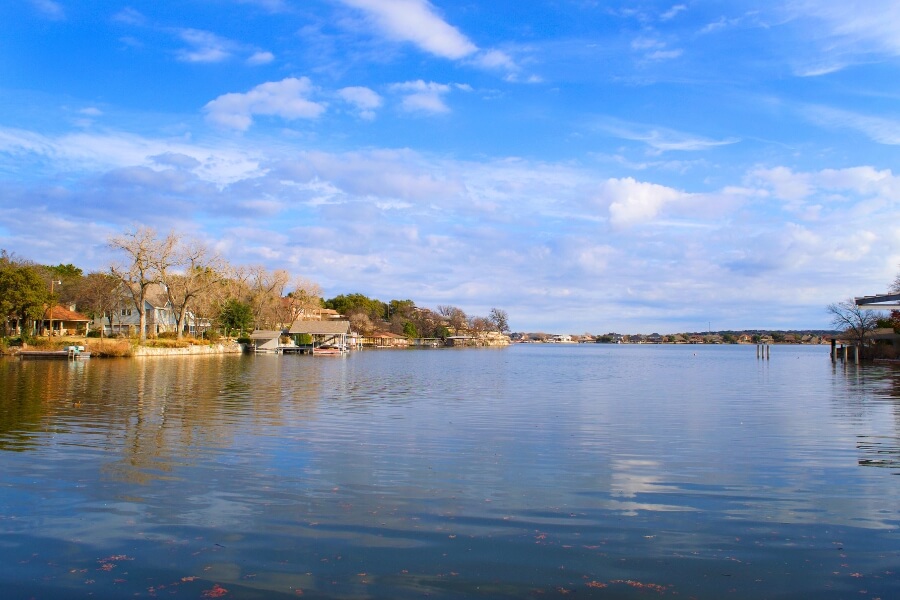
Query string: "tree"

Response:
xmin=218 ymin=299 xmax=253 ymax=337
xmin=0 ymin=257 xmax=47 ymax=337
xmin=402 ymin=321 xmax=418 ymax=339
xmin=157 ymin=237 xmax=225 ymax=339
xmin=348 ymin=311 xmax=375 ymax=336
xmin=73 ymin=272 xmax=121 ymax=338
xmin=437 ymin=305 xmax=467 ymax=335
xmin=109 ymin=227 xmax=178 ymax=341
xmin=827 ymin=299 xmax=881 ymax=348
xmin=279 ymin=277 xmax=323 ymax=326
xmin=488 ymin=307 xmax=510 ymax=333
xmin=325 ymin=293 xmax=387 ymax=321
xmin=246 ymin=266 xmax=290 ymax=330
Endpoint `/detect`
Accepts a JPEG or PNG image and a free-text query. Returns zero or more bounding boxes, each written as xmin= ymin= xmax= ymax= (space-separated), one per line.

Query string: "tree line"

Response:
xmin=1 ymin=227 xmax=510 ymax=342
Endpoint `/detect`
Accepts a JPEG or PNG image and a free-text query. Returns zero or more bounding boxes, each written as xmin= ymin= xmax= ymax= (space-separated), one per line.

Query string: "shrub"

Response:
xmin=157 ymin=331 xmax=178 ymax=339
xmin=236 ymin=336 xmax=252 ymax=345
xmin=86 ymin=329 xmax=102 ymax=338
xmin=87 ymin=339 xmax=133 ymax=358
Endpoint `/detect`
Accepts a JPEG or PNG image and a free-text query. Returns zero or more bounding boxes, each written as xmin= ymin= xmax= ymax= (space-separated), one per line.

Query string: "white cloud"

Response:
xmin=791 ymin=0 xmax=900 ymax=56
xmin=246 ymin=51 xmax=275 ymax=66
xmin=661 ymin=4 xmax=687 ymax=21
xmin=30 ymin=0 xmax=64 ymax=20
xmin=601 ymin=177 xmax=686 ymax=227
xmin=751 ymin=166 xmax=813 ymax=202
xmin=806 ymin=105 xmax=900 ymax=145
xmin=112 ymin=7 xmax=146 ymax=26
xmin=338 ymin=0 xmax=478 ymax=59
xmin=751 ymin=166 xmax=900 ymax=209
xmin=597 ymin=118 xmax=740 ymax=153
xmin=338 ymin=86 xmax=383 ymax=120
xmin=473 ymin=49 xmax=517 ymax=71
xmin=177 ymin=28 xmax=234 ymax=63
xmin=390 ymin=80 xmax=453 ymax=114
xmin=204 ymin=77 xmax=327 ymax=130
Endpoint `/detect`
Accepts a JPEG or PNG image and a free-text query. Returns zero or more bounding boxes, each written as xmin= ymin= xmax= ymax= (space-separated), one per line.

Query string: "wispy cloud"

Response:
xmin=597 ymin=118 xmax=740 ymax=153
xmin=246 ymin=51 xmax=275 ymax=66
xmin=787 ymin=0 xmax=900 ymax=74
xmin=389 ymin=80 xmax=462 ymax=114
xmin=338 ymin=0 xmax=477 ymax=60
xmin=30 ymin=0 xmax=64 ymax=20
xmin=204 ymin=77 xmax=327 ymax=130
xmin=176 ymin=28 xmax=236 ymax=63
xmin=660 ymin=4 xmax=687 ymax=21
xmin=806 ymin=105 xmax=900 ymax=145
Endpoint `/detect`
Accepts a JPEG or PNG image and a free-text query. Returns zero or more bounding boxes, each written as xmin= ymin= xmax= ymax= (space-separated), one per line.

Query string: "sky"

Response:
xmin=2 ymin=0 xmax=900 ymax=334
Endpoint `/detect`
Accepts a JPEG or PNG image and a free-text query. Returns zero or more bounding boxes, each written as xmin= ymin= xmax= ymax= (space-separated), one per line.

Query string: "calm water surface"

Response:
xmin=1 ymin=344 xmax=899 ymax=598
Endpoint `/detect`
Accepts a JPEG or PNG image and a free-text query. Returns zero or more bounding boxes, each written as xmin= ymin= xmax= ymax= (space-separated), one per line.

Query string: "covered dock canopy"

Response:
xmin=288 ymin=320 xmax=351 ymax=348
xmin=855 ymin=293 xmax=900 ymax=310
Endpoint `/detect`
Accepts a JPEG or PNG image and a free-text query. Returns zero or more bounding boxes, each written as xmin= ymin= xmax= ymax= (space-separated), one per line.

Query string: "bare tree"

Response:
xmin=246 ymin=266 xmax=290 ymax=330
xmin=158 ymin=237 xmax=225 ymax=339
xmin=827 ymin=299 xmax=881 ymax=348
xmin=348 ymin=311 xmax=374 ymax=336
xmin=109 ymin=227 xmax=178 ymax=341
xmin=437 ymin=304 xmax=467 ymax=335
xmin=488 ymin=307 xmax=510 ymax=333
xmin=279 ymin=277 xmax=323 ymax=326
xmin=73 ymin=272 xmax=120 ymax=338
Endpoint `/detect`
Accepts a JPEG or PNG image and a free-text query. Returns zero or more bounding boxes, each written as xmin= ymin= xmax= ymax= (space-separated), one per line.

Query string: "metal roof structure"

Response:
xmin=855 ymin=293 xmax=900 ymax=310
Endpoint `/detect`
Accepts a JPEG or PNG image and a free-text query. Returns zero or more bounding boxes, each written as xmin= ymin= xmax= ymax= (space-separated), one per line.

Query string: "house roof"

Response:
xmin=249 ymin=330 xmax=282 ymax=340
xmin=367 ymin=331 xmax=406 ymax=339
xmin=43 ymin=305 xmax=91 ymax=322
xmin=289 ymin=320 xmax=351 ymax=335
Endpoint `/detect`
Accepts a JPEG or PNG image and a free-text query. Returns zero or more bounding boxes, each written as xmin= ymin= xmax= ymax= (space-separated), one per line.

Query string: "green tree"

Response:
xmin=402 ymin=321 xmax=418 ymax=339
xmin=0 ymin=261 xmax=48 ymax=337
xmin=218 ymin=299 xmax=253 ymax=336
xmin=325 ymin=293 xmax=387 ymax=321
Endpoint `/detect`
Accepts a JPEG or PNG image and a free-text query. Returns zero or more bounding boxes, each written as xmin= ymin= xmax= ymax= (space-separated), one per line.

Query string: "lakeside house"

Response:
xmin=93 ymin=284 xmax=211 ymax=337
xmin=362 ymin=331 xmax=409 ymax=348
xmin=41 ymin=305 xmax=92 ymax=336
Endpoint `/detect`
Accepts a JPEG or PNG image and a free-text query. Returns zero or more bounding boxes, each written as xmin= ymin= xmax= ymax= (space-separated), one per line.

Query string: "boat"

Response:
xmin=19 ymin=346 xmax=91 ymax=360
xmin=313 ymin=344 xmax=346 ymax=356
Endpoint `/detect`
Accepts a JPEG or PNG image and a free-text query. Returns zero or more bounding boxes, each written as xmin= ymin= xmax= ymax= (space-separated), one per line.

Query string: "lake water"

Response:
xmin=1 ymin=344 xmax=899 ymax=599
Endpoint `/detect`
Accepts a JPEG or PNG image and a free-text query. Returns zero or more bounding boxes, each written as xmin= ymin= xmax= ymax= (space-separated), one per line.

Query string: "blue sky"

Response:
xmin=2 ymin=0 xmax=900 ymax=333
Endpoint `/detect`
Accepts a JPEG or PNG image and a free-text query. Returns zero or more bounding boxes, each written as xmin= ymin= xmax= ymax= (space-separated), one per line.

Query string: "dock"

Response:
xmin=19 ymin=346 xmax=91 ymax=360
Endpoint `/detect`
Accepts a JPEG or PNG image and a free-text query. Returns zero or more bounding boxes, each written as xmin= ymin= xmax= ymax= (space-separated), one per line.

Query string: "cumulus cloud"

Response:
xmin=338 ymin=0 xmax=477 ymax=59
xmin=752 ymin=166 xmax=900 ymax=212
xmin=204 ymin=77 xmax=327 ymax=130
xmin=338 ymin=86 xmax=383 ymax=120
xmin=601 ymin=177 xmax=686 ymax=227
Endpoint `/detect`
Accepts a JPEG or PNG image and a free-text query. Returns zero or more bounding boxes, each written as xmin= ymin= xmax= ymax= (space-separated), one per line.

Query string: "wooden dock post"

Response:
xmin=853 ymin=345 xmax=859 ymax=364
xmin=766 ymin=344 xmax=770 ymax=360
xmin=831 ymin=338 xmax=836 ymax=362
